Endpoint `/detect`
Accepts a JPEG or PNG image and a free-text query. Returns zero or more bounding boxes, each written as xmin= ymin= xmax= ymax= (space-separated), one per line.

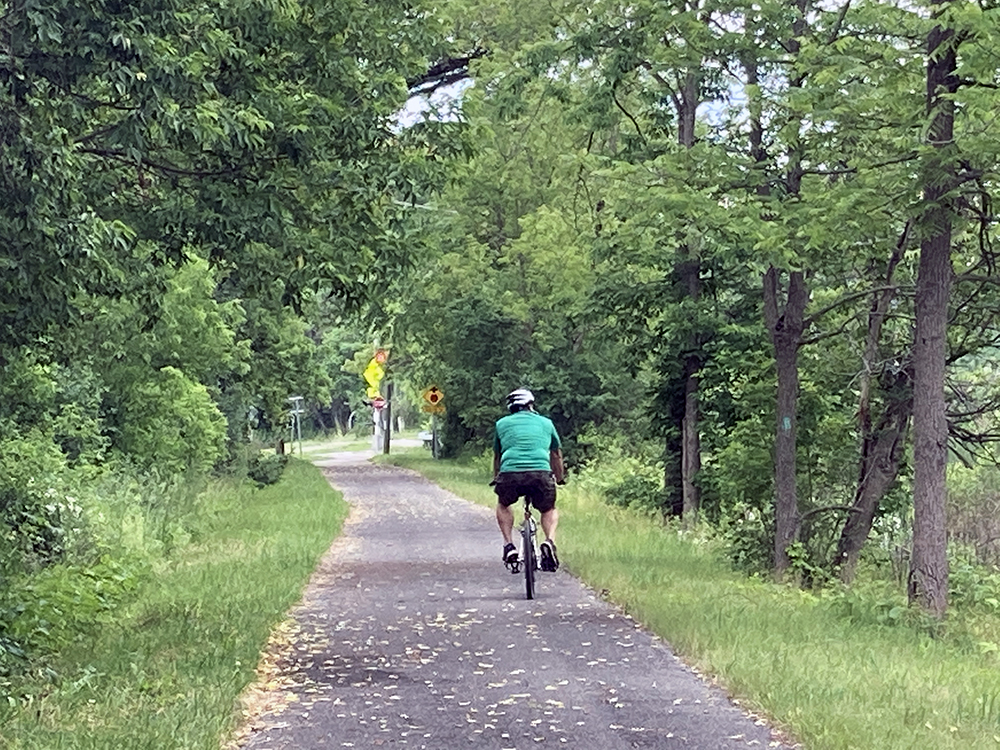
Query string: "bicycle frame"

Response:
xmin=518 ymin=499 xmax=539 ymax=599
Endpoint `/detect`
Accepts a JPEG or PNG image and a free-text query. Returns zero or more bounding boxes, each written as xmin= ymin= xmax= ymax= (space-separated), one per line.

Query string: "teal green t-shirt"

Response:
xmin=494 ymin=410 xmax=561 ymax=473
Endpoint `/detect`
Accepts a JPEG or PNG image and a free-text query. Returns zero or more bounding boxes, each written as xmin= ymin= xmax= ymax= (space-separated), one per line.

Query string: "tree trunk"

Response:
xmin=682 ymin=365 xmax=701 ymax=523
xmin=836 ymin=386 xmax=912 ymax=582
xmin=678 ymin=68 xmax=702 ymax=523
xmin=764 ymin=267 xmax=808 ymax=576
xmin=750 ymin=2 xmax=810 ymax=577
xmin=910 ymin=232 xmax=951 ymax=617
xmin=836 ymin=229 xmax=910 ymax=582
xmin=909 ymin=11 xmax=956 ymax=619
xmin=663 ymin=431 xmax=684 ymax=517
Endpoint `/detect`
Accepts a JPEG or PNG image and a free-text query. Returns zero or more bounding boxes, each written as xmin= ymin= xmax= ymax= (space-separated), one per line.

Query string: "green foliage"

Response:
xmin=950 ymin=551 xmax=1000 ymax=615
xmin=118 ymin=366 xmax=228 ymax=475
xmin=0 ymin=0 xmax=456 ymax=704
xmin=0 ymin=432 xmax=83 ymax=570
xmin=395 ymin=88 xmax=644 ymax=460
xmin=247 ymin=452 xmax=288 ymax=488
xmin=10 ymin=0 xmax=1000 ymax=717
xmin=72 ymin=254 xmax=252 ymax=468
xmin=0 ymin=455 xmax=213 ymax=689
xmin=2 ymin=461 xmax=348 ymax=748
xmin=308 ymin=320 xmax=372 ymax=435
xmin=821 ymin=584 xmax=933 ymax=632
xmin=0 ymin=0 xmax=441 ymax=360
xmin=710 ymin=415 xmax=774 ymax=519
xmin=948 ymin=463 xmax=1000 ymax=567
xmin=237 ymin=300 xmax=333 ymax=431
xmin=0 ymin=354 xmax=109 ymax=468
xmin=602 ymin=475 xmax=664 ymax=513
xmin=567 ymin=429 xmax=667 ymax=514
xmin=719 ymin=501 xmax=775 ymax=576
xmin=2 ymin=559 xmax=140 ymax=661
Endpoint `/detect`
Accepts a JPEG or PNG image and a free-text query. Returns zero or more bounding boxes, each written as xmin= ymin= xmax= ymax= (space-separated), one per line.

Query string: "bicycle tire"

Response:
xmin=522 ymin=523 xmax=536 ymax=600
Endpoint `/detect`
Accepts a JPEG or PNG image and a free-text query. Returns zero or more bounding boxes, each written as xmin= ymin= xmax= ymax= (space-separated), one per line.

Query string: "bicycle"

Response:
xmin=505 ymin=497 xmax=540 ymax=600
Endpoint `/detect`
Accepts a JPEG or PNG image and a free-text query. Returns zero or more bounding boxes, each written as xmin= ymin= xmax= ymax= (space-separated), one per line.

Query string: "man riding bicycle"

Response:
xmin=492 ymin=388 xmax=565 ymax=572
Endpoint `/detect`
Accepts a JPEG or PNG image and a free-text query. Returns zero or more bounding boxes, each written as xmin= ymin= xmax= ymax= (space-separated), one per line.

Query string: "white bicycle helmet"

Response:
xmin=505 ymin=388 xmax=535 ymax=412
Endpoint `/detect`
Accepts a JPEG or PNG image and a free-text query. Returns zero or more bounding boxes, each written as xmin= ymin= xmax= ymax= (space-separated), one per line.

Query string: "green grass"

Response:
xmin=2 ymin=459 xmax=348 ymax=750
xmin=291 ymin=429 xmax=425 ymax=456
xmin=9 ymin=448 xmax=999 ymax=750
xmin=384 ymin=452 xmax=1000 ymax=750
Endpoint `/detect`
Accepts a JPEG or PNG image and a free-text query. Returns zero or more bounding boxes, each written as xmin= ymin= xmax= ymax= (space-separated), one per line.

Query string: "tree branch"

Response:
xmin=406 ymin=49 xmax=489 ymax=95
xmin=78 ymin=147 xmax=254 ymax=178
xmin=957 ymin=78 xmax=1000 ymax=90
xmin=803 ymin=285 xmax=910 ymax=328
xmin=800 ymin=312 xmax=863 ymax=346
xmin=800 ymin=151 xmax=919 ymax=178
xmin=826 ymin=1 xmax=853 ymax=46
xmin=612 ymin=86 xmax=645 ymax=143
xmin=955 ymin=273 xmax=1000 ymax=285
xmin=639 ymin=59 xmax=676 ymax=94
xmin=801 ymin=505 xmax=863 ymax=523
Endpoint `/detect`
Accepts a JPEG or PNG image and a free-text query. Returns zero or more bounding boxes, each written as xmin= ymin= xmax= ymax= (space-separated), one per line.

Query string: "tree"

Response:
xmin=909 ymin=1 xmax=959 ymax=618
xmin=1 ymin=0 xmax=445 ymax=354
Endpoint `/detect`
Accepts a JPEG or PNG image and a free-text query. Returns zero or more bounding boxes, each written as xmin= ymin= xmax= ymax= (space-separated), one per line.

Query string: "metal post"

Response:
xmin=296 ymin=406 xmax=303 ymax=456
xmin=382 ymin=381 xmax=392 ymax=454
xmin=288 ymin=396 xmax=304 ymax=456
xmin=431 ymin=414 xmax=438 ymax=459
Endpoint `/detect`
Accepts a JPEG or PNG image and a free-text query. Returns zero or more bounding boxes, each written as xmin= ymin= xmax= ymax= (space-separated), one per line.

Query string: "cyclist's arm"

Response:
xmin=492 ymin=427 xmax=502 ymax=481
xmin=550 ymin=449 xmax=565 ymax=484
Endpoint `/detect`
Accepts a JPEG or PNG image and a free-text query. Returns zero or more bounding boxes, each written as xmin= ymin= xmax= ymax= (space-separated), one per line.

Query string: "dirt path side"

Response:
xmin=231 ymin=452 xmax=797 ymax=749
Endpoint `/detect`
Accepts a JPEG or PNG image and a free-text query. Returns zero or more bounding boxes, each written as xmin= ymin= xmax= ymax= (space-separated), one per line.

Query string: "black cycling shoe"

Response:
xmin=502 ymin=542 xmax=519 ymax=570
xmin=540 ymin=539 xmax=559 ymax=572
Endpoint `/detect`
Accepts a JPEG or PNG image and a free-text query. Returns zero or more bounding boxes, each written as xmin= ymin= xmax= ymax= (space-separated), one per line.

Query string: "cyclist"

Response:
xmin=492 ymin=388 xmax=565 ymax=572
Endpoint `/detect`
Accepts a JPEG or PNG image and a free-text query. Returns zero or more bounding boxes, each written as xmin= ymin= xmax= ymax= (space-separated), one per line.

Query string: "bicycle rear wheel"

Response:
xmin=522 ymin=523 xmax=536 ymax=599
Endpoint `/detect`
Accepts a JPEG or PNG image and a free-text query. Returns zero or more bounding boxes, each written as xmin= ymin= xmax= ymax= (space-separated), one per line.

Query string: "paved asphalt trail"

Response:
xmin=236 ymin=450 xmax=797 ymax=750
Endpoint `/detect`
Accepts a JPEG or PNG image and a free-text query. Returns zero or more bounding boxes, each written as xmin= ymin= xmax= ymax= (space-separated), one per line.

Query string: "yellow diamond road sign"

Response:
xmin=422 ymin=386 xmax=445 ymax=413
xmin=363 ymin=359 xmax=385 ymax=399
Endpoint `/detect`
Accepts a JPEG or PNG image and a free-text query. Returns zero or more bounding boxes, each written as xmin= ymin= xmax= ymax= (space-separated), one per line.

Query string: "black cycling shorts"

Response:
xmin=494 ymin=471 xmax=557 ymax=513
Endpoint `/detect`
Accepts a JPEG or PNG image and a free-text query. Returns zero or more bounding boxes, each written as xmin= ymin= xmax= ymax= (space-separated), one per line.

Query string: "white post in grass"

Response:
xmin=288 ymin=396 xmax=304 ymax=456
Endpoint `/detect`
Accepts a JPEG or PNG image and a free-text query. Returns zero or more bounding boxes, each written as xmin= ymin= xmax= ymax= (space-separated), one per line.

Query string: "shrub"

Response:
xmin=948 ymin=463 xmax=1000 ymax=567
xmin=0 ymin=432 xmax=84 ymax=570
xmin=949 ymin=548 xmax=1000 ymax=614
xmin=2 ymin=558 xmax=140 ymax=658
xmin=0 ymin=462 xmax=204 ymax=686
xmin=575 ymin=427 xmax=659 ymax=478
xmin=718 ymin=500 xmax=775 ymax=575
xmin=603 ymin=474 xmax=664 ymax=512
xmin=118 ymin=366 xmax=228 ymax=474
xmin=248 ymin=452 xmax=288 ymax=487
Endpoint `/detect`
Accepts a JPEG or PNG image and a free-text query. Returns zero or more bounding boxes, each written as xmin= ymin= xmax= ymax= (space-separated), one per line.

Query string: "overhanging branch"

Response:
xmin=407 ymin=49 xmax=488 ymax=96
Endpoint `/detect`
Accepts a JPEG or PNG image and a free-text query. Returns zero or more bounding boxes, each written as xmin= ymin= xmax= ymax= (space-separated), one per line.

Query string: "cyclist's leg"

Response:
xmin=494 ymin=476 xmax=521 ymax=566
xmin=494 ymin=474 xmax=520 ymax=545
xmin=528 ymin=474 xmax=559 ymax=572
xmin=527 ymin=473 xmax=558 ymax=542
xmin=495 ymin=502 xmax=515 ymax=545
xmin=540 ymin=508 xmax=559 ymax=543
